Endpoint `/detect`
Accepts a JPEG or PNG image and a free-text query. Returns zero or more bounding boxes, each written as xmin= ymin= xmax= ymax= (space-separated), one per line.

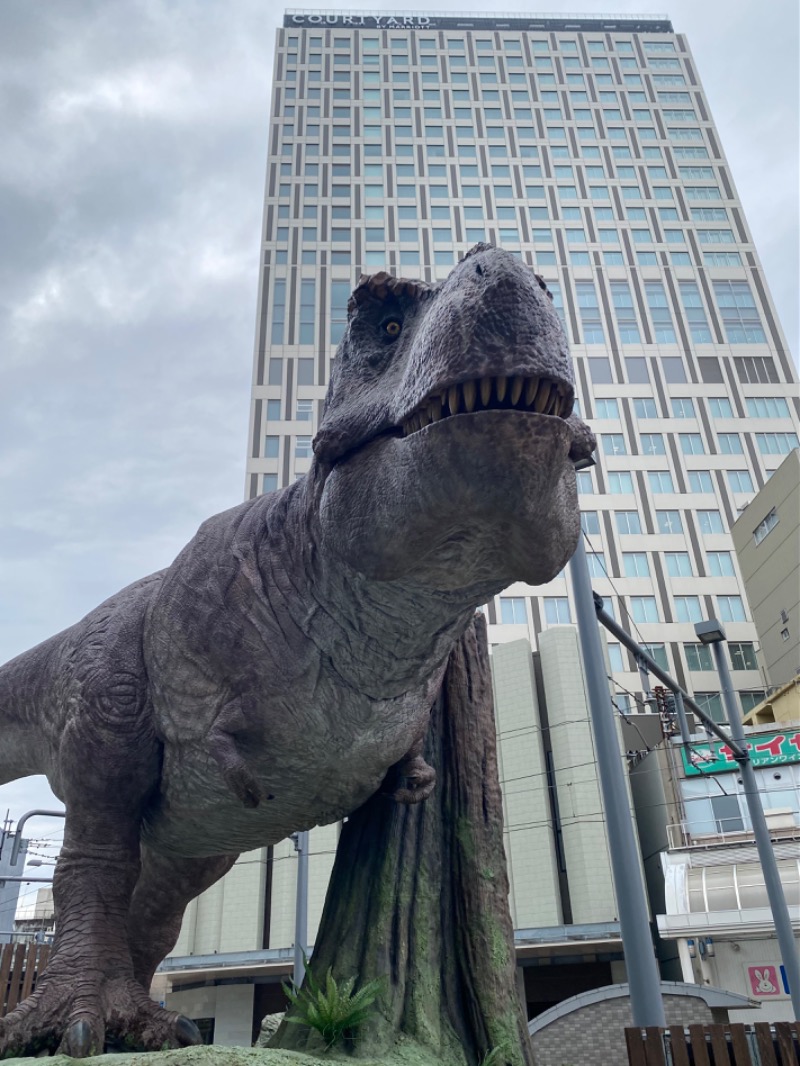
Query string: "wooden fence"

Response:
xmin=626 ymin=1022 xmax=800 ymax=1066
xmin=0 ymin=942 xmax=51 ymax=1017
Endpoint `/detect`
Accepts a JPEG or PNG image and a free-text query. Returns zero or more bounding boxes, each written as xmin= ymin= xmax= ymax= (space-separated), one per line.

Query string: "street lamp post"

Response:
xmin=695 ymin=618 xmax=800 ymax=1020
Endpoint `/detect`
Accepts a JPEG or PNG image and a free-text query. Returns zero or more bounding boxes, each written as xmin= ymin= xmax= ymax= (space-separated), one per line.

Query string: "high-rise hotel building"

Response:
xmin=162 ymin=11 xmax=799 ymax=1041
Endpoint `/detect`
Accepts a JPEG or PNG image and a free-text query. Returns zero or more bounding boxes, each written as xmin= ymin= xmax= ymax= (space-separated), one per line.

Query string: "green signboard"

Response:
xmin=681 ymin=729 xmax=800 ymax=776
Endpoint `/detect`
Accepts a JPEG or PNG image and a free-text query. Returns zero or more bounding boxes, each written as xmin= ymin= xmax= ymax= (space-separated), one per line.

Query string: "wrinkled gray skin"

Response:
xmin=0 ymin=245 xmax=594 ymax=1058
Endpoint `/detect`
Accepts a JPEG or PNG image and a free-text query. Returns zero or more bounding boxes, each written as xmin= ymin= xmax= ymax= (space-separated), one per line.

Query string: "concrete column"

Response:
xmin=491 ymin=639 xmax=562 ymax=928
xmin=538 ymin=626 xmax=617 ymax=924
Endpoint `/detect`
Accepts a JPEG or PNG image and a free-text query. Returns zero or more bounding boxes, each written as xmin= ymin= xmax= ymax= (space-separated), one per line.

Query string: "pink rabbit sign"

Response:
xmin=747 ymin=964 xmax=790 ymax=998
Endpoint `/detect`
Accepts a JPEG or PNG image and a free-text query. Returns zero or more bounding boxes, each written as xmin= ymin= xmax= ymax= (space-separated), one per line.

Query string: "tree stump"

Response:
xmin=272 ymin=615 xmax=534 ymax=1066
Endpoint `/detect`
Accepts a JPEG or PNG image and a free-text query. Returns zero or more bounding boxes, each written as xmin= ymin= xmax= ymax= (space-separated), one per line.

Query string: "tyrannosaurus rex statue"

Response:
xmin=0 ymin=244 xmax=594 ymax=1058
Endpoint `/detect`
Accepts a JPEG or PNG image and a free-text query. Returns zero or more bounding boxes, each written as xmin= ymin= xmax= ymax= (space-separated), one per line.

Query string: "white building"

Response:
xmin=162 ymin=9 xmax=799 ymax=1043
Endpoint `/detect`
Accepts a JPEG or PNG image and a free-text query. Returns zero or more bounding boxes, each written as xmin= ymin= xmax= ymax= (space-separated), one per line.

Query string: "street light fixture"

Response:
xmin=694 ymin=618 xmax=726 ymax=646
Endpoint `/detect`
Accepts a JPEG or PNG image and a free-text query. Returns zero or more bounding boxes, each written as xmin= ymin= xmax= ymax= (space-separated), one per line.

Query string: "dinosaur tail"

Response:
xmin=0 ymin=634 xmax=64 ymax=786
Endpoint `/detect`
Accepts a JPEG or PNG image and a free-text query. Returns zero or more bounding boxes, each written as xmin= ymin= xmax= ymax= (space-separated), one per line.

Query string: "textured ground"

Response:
xmin=2 ymin=1038 xmax=445 ymax=1066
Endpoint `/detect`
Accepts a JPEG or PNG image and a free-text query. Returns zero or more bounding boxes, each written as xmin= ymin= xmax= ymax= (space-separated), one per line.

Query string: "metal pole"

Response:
xmin=10 ymin=810 xmax=65 ymax=866
xmin=0 ymin=877 xmax=53 ymax=885
xmin=672 ymin=690 xmax=691 ymax=746
xmin=292 ymin=830 xmax=309 ymax=987
xmin=710 ymin=639 xmax=800 ymax=1020
xmin=569 ymin=536 xmax=666 ymax=1028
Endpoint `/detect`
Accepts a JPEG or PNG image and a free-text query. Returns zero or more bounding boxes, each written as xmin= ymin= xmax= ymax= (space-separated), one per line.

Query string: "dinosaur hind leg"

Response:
xmin=127 ymin=846 xmax=239 ymax=992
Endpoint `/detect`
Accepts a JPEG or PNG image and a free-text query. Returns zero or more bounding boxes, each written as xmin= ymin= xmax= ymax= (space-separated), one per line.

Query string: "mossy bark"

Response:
xmin=271 ymin=616 xmax=534 ymax=1066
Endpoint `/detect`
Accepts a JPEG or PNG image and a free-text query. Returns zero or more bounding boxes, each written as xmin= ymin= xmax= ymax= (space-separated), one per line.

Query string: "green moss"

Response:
xmin=455 ymin=818 xmax=475 ymax=861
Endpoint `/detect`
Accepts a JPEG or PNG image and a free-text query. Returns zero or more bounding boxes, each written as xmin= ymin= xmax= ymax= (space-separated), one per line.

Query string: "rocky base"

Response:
xmin=3 ymin=1037 xmax=447 ymax=1066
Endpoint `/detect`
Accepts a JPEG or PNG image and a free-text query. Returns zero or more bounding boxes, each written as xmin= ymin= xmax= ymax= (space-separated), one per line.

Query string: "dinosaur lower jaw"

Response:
xmin=401 ymin=374 xmax=572 ymax=436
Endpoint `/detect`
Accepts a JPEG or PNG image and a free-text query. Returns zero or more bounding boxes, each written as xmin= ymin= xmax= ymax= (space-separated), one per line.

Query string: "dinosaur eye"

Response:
xmin=383 ymin=318 xmax=403 ymax=339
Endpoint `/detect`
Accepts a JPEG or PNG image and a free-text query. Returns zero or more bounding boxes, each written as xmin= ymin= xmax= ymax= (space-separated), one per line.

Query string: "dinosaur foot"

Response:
xmin=0 ymin=972 xmax=201 ymax=1059
xmin=385 ymin=753 xmax=436 ymax=805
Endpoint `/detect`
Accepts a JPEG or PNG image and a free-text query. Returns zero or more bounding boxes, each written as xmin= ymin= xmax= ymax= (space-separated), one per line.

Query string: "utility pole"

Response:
xmin=696 ymin=620 xmax=800 ymax=1021
xmin=292 ymin=830 xmax=310 ymax=987
xmin=569 ymin=534 xmax=666 ymax=1028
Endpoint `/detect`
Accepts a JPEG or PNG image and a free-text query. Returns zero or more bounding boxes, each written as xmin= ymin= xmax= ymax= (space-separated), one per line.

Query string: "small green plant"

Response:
xmin=282 ymin=958 xmax=385 ymax=1051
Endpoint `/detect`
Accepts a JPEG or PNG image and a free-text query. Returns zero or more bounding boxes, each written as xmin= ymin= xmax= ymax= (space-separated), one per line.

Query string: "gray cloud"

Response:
xmin=0 ymin=0 xmax=797 ymax=826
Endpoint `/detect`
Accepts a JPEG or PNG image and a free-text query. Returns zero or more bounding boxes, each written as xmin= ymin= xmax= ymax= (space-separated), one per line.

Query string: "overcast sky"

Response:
xmin=0 ymin=1 xmax=797 ymax=878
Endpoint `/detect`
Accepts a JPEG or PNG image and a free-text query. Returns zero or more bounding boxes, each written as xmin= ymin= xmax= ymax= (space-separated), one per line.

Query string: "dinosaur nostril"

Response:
xmin=475 ymin=263 xmax=484 ymax=276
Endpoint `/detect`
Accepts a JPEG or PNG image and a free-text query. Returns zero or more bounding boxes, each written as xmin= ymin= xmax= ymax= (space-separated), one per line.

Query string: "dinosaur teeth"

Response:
xmin=448 ymin=386 xmax=460 ymax=415
xmin=525 ymin=377 xmax=539 ymax=406
xmin=495 ymin=376 xmax=507 ymax=402
xmin=480 ymin=378 xmax=492 ymax=406
xmin=533 ymin=383 xmax=551 ymax=413
xmin=430 ymin=397 xmax=443 ymax=422
xmin=462 ymin=380 xmax=476 ymax=413
xmin=510 ymin=376 xmax=524 ymax=406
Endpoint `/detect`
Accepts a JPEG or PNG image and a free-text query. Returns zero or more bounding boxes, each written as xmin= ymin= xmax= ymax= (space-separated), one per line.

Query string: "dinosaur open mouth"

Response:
xmin=401 ymin=374 xmax=573 ymax=437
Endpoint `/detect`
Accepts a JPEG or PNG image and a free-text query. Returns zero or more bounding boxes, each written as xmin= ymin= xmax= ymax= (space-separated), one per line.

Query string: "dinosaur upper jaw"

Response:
xmin=399 ymin=371 xmax=573 ymax=435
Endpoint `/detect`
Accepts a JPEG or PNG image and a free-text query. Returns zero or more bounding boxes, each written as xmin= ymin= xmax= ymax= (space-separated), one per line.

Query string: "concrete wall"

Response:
xmin=732 ymin=448 xmax=799 ymax=689
xmin=691 ymin=936 xmax=799 ymax=1025
xmin=530 ymin=992 xmax=719 ymax=1066
xmin=492 ymin=639 xmax=562 ymax=928
xmin=538 ymin=627 xmax=617 ymax=924
xmin=166 ymin=984 xmax=255 ymax=1047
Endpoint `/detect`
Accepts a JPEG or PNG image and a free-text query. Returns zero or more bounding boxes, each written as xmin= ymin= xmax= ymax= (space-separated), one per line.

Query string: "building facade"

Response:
xmin=732 ymin=448 xmax=800 ymax=690
xmin=163 ymin=9 xmax=800 ymax=1042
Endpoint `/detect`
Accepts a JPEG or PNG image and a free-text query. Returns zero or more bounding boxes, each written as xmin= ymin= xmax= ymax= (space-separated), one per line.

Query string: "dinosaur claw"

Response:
xmin=62 ymin=1019 xmax=96 ymax=1058
xmin=175 ymin=1015 xmax=202 ymax=1046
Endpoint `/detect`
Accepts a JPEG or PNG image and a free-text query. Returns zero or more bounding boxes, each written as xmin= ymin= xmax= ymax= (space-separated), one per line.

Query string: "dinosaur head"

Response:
xmin=311 ymin=244 xmax=595 ymax=592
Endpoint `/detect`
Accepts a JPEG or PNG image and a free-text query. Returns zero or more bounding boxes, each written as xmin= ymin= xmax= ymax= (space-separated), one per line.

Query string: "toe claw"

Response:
xmin=175 ymin=1015 xmax=202 ymax=1046
xmin=62 ymin=1020 xmax=96 ymax=1059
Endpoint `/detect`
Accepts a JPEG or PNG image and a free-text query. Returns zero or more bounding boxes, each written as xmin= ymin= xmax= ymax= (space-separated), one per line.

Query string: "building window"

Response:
xmin=544 ymin=597 xmax=571 ymax=624
xmin=298 ymin=280 xmax=315 ymax=344
xmin=295 ymin=436 xmax=312 ymax=460
xmin=708 ymin=398 xmax=733 ymax=418
xmin=734 ymin=356 xmax=778 ymax=385
xmin=607 ymin=644 xmax=626 ymax=672
xmin=665 ymin=552 xmax=692 ymax=578
xmin=587 ymin=552 xmax=607 ymax=578
xmin=634 ymin=397 xmax=658 ymax=418
xmin=631 ymin=596 xmax=659 ymax=623
xmin=271 ymin=280 xmax=287 ymax=344
xmin=262 ymin=473 xmax=278 ymax=493
xmin=264 ymin=435 xmax=279 ymax=459
xmin=576 ymin=280 xmax=604 ymax=343
xmin=679 ymin=280 xmax=712 ymax=343
xmin=727 ymin=470 xmax=754 ymax=494
xmin=672 ymin=398 xmax=695 ymax=419
xmin=576 ymin=470 xmax=594 ymax=495
xmin=684 ymin=643 xmax=713 ymax=671
xmin=295 ymin=399 xmax=313 ymax=422
xmin=330 ymin=280 xmax=351 ymax=344
xmin=616 ymin=511 xmax=642 ymax=535
xmin=642 ymin=643 xmax=669 ymax=671
xmin=297 ymin=358 xmax=315 ymax=386
xmin=645 ymin=280 xmax=676 ymax=343
xmin=680 ymin=433 xmax=705 ymax=455
xmin=753 ymin=508 xmax=779 ymax=545
xmin=641 ymin=433 xmax=666 ymax=455
xmin=689 ymin=470 xmax=714 ymax=494
xmin=656 ymin=510 xmax=682 ymax=534
xmin=648 ymin=471 xmax=675 ymax=494
xmin=694 ymin=692 xmax=726 ymax=726
xmin=626 ymin=357 xmax=650 ymax=384
xmin=595 ymin=398 xmax=619 ymax=419
xmin=746 ymin=397 xmax=790 ymax=418
xmin=756 ymin=432 xmax=799 ymax=455
xmin=718 ymin=595 xmax=746 ymax=623
xmin=268 ymin=358 xmax=283 ymax=386
xmin=707 ymin=551 xmax=735 ymax=577
xmin=500 ymin=597 xmax=527 ymax=625
xmin=581 ymin=511 xmax=600 ymax=535
xmin=717 ymin=432 xmax=743 ymax=455
xmin=602 ymin=433 xmax=627 ymax=456
xmin=623 ymin=552 xmax=650 ymax=578
xmin=729 ymin=643 xmax=758 ymax=672
xmin=697 ymin=510 xmax=724 ymax=535
xmin=739 ymin=690 xmax=768 ymax=714
xmin=611 ymin=280 xmax=640 ymax=343
xmin=588 ymin=357 xmax=614 ymax=383
xmin=609 ymin=471 xmax=634 ymax=494
xmin=713 ymin=280 xmax=767 ymax=343
xmin=675 ymin=596 xmax=702 ymax=623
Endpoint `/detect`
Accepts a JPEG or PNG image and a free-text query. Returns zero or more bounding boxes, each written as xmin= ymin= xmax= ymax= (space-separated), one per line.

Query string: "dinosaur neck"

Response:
xmin=257 ymin=478 xmax=500 ymax=700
